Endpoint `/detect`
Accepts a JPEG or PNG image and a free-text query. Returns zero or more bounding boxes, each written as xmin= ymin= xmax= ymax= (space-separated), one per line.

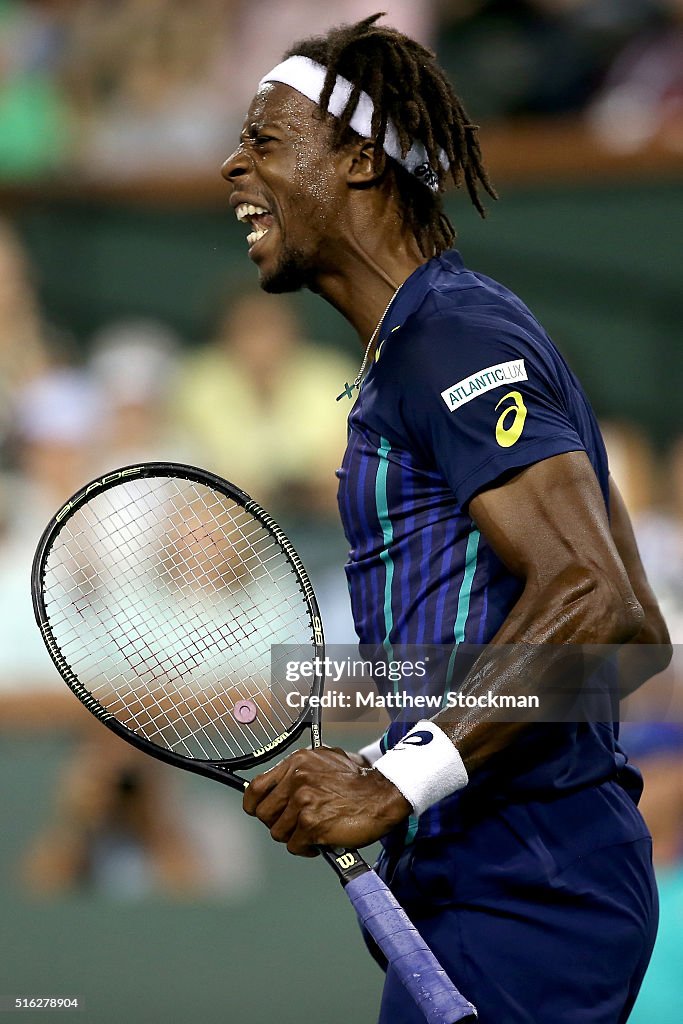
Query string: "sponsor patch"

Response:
xmin=441 ymin=359 xmax=527 ymax=412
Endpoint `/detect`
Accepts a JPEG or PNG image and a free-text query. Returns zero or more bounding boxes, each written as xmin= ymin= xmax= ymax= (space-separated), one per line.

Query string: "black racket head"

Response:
xmin=31 ymin=463 xmax=325 ymax=784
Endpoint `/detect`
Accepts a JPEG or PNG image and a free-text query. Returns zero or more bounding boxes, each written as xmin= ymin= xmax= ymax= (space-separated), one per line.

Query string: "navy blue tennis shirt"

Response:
xmin=336 ymin=250 xmax=641 ymax=850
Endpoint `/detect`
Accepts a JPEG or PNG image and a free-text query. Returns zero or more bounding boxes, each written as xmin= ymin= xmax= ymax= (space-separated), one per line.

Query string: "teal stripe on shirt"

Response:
xmin=407 ymin=528 xmax=480 ymax=847
xmin=397 ymin=527 xmax=482 ymax=848
xmin=455 ymin=527 xmax=481 ymax=644
xmin=445 ymin=526 xmax=481 ymax=697
xmin=375 ymin=436 xmax=395 ymax=664
xmin=376 ymin=454 xmax=482 ymax=847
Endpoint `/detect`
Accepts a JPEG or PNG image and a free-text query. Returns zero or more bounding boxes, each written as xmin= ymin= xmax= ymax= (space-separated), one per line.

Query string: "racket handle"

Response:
xmin=344 ymin=870 xmax=477 ymax=1024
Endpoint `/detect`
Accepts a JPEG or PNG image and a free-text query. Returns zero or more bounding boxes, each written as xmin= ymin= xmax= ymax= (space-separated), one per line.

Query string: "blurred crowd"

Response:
xmin=0 ymin=214 xmax=355 ymax=902
xmin=1 ymin=0 xmax=682 ymax=181
xmin=0 ymin=215 xmax=354 ymax=685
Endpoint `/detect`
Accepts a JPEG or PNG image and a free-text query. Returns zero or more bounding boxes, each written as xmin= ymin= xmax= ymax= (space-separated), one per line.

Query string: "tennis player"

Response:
xmin=222 ymin=15 xmax=671 ymax=1023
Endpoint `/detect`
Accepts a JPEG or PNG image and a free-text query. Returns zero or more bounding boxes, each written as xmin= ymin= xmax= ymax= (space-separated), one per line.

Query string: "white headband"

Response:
xmin=258 ymin=55 xmax=449 ymax=192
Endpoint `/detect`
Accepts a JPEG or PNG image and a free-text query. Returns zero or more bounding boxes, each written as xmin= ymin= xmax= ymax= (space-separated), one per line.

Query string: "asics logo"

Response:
xmin=397 ymin=730 xmax=433 ymax=748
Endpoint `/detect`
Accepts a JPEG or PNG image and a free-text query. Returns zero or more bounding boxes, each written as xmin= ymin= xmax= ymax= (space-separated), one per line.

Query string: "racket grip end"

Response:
xmin=344 ymin=870 xmax=477 ymax=1024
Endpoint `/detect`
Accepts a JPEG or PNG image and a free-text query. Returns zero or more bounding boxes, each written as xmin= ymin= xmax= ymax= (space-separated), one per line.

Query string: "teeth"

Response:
xmin=235 ymin=202 xmax=268 ymax=222
xmin=246 ymin=226 xmax=269 ymax=246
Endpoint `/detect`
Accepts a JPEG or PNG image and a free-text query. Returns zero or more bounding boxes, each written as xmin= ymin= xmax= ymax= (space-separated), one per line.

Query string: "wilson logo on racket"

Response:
xmin=251 ymin=731 xmax=290 ymax=759
xmin=55 ymin=466 xmax=143 ymax=522
xmin=335 ymin=853 xmax=359 ymax=870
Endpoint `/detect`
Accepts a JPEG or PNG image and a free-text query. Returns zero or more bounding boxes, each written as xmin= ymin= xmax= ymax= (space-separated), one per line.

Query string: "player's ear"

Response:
xmin=345 ymin=140 xmax=386 ymax=188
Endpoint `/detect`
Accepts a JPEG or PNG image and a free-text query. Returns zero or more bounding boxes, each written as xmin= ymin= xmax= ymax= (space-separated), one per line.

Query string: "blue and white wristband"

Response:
xmin=370 ymin=721 xmax=469 ymax=818
xmin=358 ymin=736 xmax=385 ymax=767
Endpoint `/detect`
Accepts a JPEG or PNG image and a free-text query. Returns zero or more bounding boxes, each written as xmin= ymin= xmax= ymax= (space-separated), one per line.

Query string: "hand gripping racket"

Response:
xmin=31 ymin=462 xmax=477 ymax=1024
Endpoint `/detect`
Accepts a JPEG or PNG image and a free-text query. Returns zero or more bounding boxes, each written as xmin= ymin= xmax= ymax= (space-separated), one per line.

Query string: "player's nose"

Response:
xmin=221 ymin=146 xmax=251 ymax=185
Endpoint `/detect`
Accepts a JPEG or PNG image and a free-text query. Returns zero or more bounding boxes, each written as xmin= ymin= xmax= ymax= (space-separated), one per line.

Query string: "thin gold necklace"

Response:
xmin=336 ymin=285 xmax=401 ymax=401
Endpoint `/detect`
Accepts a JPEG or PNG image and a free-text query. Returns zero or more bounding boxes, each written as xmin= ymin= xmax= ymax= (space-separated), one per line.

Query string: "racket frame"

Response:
xmin=31 ymin=461 xmax=326 ymax=789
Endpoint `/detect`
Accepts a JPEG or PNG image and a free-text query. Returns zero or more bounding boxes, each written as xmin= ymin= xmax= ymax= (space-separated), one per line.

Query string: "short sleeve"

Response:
xmin=396 ymin=311 xmax=586 ymax=508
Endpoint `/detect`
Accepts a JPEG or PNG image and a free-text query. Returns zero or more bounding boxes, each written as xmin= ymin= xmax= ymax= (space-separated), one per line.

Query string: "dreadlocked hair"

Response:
xmin=284 ymin=13 xmax=498 ymax=257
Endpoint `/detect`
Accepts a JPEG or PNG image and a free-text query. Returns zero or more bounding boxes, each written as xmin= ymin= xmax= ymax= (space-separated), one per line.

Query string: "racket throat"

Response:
xmin=320 ymin=847 xmax=370 ymax=885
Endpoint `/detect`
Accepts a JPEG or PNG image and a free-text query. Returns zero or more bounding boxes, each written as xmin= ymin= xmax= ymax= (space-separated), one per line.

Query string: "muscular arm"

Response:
xmin=244 ymin=451 xmax=671 ymax=853
xmin=435 ymin=452 xmax=666 ymax=774
xmin=352 ymin=466 xmax=672 ymax=777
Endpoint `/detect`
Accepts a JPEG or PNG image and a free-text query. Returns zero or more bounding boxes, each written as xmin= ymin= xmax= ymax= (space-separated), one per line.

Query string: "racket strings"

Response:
xmin=42 ymin=476 xmax=316 ymax=761
xmin=49 ymin=517 xmax=303 ymax=758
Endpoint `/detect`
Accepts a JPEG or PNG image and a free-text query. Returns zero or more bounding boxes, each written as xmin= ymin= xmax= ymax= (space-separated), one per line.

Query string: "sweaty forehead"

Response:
xmin=245 ymin=82 xmax=322 ymax=137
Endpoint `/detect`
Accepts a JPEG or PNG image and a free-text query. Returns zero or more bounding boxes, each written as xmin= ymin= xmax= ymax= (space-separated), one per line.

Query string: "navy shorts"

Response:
xmin=368 ymin=782 xmax=658 ymax=1024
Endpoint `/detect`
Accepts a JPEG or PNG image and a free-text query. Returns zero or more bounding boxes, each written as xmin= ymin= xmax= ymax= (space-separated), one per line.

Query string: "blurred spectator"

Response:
xmin=0 ymin=0 xmax=72 ymax=178
xmin=175 ymin=287 xmax=355 ymax=517
xmin=60 ymin=0 xmax=235 ymax=178
xmin=624 ymin=723 xmax=683 ymax=867
xmin=607 ymin=418 xmax=683 ymax=1022
xmin=89 ymin=318 xmax=197 ymax=465
xmin=601 ymin=419 xmax=659 ymax=520
xmin=58 ymin=1 xmax=435 ymax=179
xmin=587 ymin=0 xmax=683 ymax=153
xmin=437 ymin=0 xmax=662 ymax=121
xmin=621 ymin=722 xmax=683 ymax=1024
xmin=0 ymin=217 xmax=49 ymax=462
xmin=14 ymin=367 xmax=101 ymax=505
xmin=22 ymin=736 xmax=202 ymax=898
xmin=0 ymin=2 xmax=437 ymax=182
xmin=225 ymin=1 xmax=436 ymax=120
xmin=0 ymin=367 xmax=102 ymax=686
xmin=0 ymin=221 xmax=92 ymax=693
xmin=602 ymin=421 xmax=683 ymax=643
xmin=635 ymin=437 xmax=683 ymax=644
xmin=0 ymin=352 xmax=263 ymax=904
xmin=22 ymin=732 xmax=264 ymax=900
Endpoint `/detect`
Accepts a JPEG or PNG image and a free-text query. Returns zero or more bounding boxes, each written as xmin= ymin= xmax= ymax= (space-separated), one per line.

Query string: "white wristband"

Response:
xmin=358 ymin=737 xmax=384 ymax=767
xmin=373 ymin=721 xmax=468 ymax=818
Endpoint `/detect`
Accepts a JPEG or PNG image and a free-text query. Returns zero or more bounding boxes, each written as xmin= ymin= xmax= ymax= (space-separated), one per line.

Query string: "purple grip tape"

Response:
xmin=345 ymin=870 xmax=477 ymax=1024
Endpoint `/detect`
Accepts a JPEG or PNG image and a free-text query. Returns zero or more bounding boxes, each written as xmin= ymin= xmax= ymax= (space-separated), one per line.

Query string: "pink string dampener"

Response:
xmin=233 ymin=699 xmax=258 ymax=724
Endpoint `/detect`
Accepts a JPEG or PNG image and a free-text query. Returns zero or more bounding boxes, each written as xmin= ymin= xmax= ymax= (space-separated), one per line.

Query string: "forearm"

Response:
xmin=434 ymin=564 xmax=643 ymax=775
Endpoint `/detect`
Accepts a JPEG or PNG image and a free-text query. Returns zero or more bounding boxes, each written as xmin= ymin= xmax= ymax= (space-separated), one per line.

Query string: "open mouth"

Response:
xmin=235 ymin=203 xmax=275 ymax=248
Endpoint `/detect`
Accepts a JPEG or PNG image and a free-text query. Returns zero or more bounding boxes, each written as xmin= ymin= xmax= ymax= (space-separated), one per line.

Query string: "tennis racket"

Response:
xmin=31 ymin=462 xmax=477 ymax=1024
